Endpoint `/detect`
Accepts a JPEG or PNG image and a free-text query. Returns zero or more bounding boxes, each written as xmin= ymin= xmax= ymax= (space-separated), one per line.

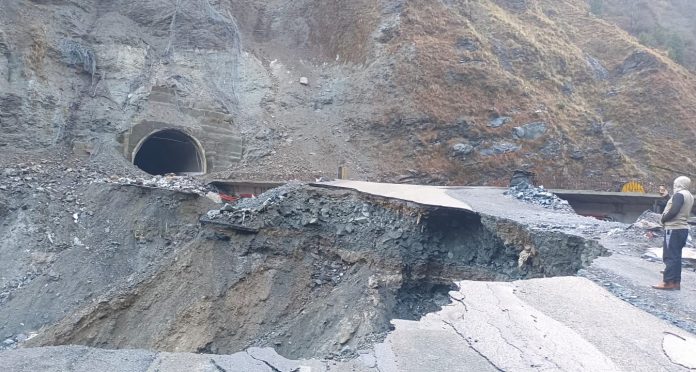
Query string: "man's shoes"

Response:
xmin=652 ymin=281 xmax=681 ymax=290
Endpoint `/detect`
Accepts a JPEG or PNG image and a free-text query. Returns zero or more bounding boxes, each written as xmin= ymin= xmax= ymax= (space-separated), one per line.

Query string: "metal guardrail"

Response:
xmin=487 ymin=175 xmax=671 ymax=193
xmin=534 ymin=176 xmax=661 ymax=193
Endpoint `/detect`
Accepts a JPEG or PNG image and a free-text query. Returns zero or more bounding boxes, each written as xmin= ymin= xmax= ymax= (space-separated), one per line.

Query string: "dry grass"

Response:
xmin=306 ymin=0 xmax=381 ymax=63
xmin=372 ymin=0 xmax=696 ymax=185
xmin=26 ymin=26 xmax=47 ymax=79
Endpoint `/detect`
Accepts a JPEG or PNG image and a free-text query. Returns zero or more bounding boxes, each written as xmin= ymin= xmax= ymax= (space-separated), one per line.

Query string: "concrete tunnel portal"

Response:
xmin=132 ymin=129 xmax=206 ymax=175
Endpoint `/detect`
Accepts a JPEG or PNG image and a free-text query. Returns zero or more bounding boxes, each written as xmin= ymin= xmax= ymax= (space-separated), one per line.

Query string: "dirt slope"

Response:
xmin=0 ymin=150 xmax=608 ymax=359
xmin=2 ymin=0 xmax=696 ymax=185
xmin=381 ymin=0 xmax=696 ymax=185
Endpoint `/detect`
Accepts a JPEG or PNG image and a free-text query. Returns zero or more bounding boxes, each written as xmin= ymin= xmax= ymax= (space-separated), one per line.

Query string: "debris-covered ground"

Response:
xmin=1 ymin=163 xmax=695 ymax=370
xmin=21 ymin=184 xmax=608 ymax=360
xmin=504 ymin=182 xmax=576 ymax=212
xmin=1 ymin=151 xmax=696 ymax=370
xmin=4 ymin=0 xmax=696 ymax=368
xmin=101 ymin=175 xmax=213 ymax=195
xmin=575 ymin=210 xmax=696 ymax=337
xmin=1 ymin=151 xmax=613 ymax=360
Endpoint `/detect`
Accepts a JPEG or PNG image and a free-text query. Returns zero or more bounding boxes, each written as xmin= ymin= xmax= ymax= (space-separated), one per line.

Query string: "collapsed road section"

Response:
xmin=19 ymin=181 xmax=606 ymax=360
xmin=2 ymin=170 xmax=696 ymax=371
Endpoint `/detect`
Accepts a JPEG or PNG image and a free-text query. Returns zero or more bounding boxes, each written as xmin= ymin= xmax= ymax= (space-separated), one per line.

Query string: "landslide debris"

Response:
xmin=504 ymin=182 xmax=576 ymax=212
xmin=19 ymin=183 xmax=606 ymax=359
xmin=101 ymin=175 xmax=213 ymax=195
xmin=0 ymin=151 xmax=213 ymax=352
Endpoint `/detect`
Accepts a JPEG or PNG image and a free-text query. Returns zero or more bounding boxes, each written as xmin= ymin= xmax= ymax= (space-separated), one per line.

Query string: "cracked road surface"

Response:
xmin=380 ymin=277 xmax=691 ymax=371
xmin=3 ymin=277 xmax=694 ymax=371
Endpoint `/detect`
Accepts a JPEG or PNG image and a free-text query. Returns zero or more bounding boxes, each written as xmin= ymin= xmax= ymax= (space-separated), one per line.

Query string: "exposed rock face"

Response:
xmin=615 ymin=51 xmax=663 ymax=76
xmin=3 ymin=0 xmax=696 ymax=184
xmin=513 ymin=122 xmax=547 ymax=140
xmin=488 ymin=116 xmax=512 ymax=128
xmin=479 ymin=142 xmax=520 ymax=156
xmin=5 ymin=2 xmax=696 ymax=369
xmin=1 ymin=0 xmax=245 ymax=168
xmin=1 ymin=152 xmax=694 ymax=369
xmin=451 ymin=142 xmax=474 ymax=156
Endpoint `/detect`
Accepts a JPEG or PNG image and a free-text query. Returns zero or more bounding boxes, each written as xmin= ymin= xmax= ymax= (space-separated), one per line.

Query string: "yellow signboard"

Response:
xmin=621 ymin=181 xmax=645 ymax=193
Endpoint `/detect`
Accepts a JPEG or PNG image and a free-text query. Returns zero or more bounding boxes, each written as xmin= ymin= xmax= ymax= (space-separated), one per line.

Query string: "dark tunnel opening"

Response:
xmin=133 ymin=129 xmax=205 ymax=175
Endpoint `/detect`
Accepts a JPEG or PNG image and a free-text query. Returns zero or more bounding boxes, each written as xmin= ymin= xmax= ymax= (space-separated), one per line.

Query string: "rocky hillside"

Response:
xmin=2 ymin=0 xmax=696 ymax=186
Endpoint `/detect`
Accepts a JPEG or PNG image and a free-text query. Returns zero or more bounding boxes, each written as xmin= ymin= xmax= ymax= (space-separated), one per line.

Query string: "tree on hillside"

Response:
xmin=638 ymin=26 xmax=687 ymax=65
xmin=590 ymin=0 xmax=604 ymax=15
xmin=667 ymin=33 xmax=687 ymax=64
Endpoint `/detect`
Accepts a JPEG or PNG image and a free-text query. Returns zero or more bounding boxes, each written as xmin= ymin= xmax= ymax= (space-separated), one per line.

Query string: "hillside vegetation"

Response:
xmin=377 ymin=0 xmax=696 ymax=186
xmin=2 ymin=0 xmax=696 ymax=187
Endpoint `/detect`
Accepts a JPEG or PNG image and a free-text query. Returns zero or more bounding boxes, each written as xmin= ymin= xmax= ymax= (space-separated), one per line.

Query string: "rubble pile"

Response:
xmin=0 ymin=161 xmax=119 ymax=230
xmin=2 ymin=163 xmax=100 ymax=195
xmin=309 ymin=258 xmax=351 ymax=288
xmin=504 ymin=182 xmax=575 ymax=212
xmin=0 ymin=161 xmax=209 ymax=352
xmin=631 ymin=210 xmax=663 ymax=231
xmin=24 ymin=183 xmax=601 ymax=360
xmin=633 ymin=210 xmax=696 ymax=245
xmin=631 ymin=211 xmax=696 ymax=269
xmin=204 ymin=182 xmax=304 ymax=222
xmin=0 ymin=156 xmax=215 ymax=199
xmin=0 ymin=152 xmax=149 ymax=203
xmin=101 ymin=175 xmax=211 ymax=195
xmin=202 ymin=183 xmax=397 ymax=233
xmin=25 ymin=184 xmax=493 ymax=359
xmin=608 ymin=210 xmax=664 ymax=243
xmin=231 ymin=181 xmax=304 ymax=211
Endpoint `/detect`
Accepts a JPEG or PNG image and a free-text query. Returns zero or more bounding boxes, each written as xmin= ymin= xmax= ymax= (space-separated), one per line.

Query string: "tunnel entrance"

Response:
xmin=132 ymin=129 xmax=206 ymax=175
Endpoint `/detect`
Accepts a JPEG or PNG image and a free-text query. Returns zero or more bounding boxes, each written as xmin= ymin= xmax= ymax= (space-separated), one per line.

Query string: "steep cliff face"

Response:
xmin=0 ymin=0 xmax=247 ymax=171
xmin=2 ymin=0 xmax=696 ymax=185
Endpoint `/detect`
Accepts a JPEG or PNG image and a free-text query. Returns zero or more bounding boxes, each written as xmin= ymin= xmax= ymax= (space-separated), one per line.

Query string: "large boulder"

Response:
xmin=513 ymin=122 xmax=547 ymax=140
xmin=451 ymin=143 xmax=474 ymax=156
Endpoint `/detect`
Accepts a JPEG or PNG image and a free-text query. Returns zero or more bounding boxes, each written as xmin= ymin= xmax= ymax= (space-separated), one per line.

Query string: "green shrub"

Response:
xmin=637 ymin=27 xmax=686 ymax=65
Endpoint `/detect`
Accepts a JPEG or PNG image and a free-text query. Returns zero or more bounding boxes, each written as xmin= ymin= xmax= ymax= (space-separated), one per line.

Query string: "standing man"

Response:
xmin=653 ymin=176 xmax=694 ymax=290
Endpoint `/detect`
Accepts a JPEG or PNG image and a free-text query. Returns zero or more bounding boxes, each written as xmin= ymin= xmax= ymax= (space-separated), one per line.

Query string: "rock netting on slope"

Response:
xmin=7 ymin=0 xmax=696 ymax=185
xmin=505 ymin=183 xmax=575 ymax=212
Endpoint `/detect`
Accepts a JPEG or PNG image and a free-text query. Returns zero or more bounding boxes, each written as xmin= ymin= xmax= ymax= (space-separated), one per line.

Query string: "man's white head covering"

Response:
xmin=673 ymin=176 xmax=691 ymax=192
